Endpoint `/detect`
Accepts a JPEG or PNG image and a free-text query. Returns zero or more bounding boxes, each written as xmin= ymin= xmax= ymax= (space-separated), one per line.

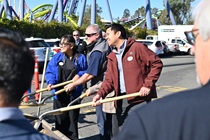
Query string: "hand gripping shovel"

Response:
xmin=21 ymin=80 xmax=73 ymax=101
xmin=34 ymin=92 xmax=140 ymax=130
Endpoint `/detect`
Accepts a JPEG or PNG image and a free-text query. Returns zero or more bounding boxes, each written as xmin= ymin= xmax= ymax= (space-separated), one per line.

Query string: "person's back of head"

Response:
xmin=0 ymin=28 xmax=34 ymax=107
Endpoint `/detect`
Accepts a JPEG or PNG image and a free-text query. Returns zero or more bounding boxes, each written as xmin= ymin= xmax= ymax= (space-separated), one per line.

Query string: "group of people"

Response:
xmin=45 ymin=22 xmax=163 ymax=140
xmin=1 ymin=0 xmax=210 ymax=139
xmin=45 ymin=24 xmax=112 ymax=139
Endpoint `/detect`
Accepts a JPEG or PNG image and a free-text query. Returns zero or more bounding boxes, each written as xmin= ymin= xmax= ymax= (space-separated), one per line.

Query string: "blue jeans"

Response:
xmin=96 ymin=105 xmax=110 ymax=140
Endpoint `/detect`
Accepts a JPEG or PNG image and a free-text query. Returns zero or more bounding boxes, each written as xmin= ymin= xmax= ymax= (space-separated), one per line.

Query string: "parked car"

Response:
xmin=44 ymin=38 xmax=61 ymax=55
xmin=145 ymin=35 xmax=158 ymax=40
xmin=25 ymin=37 xmax=51 ymax=68
xmin=169 ymin=38 xmax=192 ymax=54
xmin=166 ymin=43 xmax=180 ymax=54
xmin=136 ymin=39 xmax=164 ymax=55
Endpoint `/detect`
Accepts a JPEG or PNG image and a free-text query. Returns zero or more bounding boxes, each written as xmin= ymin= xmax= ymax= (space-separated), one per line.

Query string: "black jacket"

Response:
xmin=76 ymin=39 xmax=87 ymax=55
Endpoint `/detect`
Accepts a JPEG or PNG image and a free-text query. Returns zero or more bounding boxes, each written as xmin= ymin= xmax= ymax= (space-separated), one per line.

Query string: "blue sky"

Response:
xmin=12 ymin=0 xmax=199 ymax=20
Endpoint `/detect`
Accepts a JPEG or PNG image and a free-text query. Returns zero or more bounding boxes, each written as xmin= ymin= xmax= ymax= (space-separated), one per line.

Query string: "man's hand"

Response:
xmin=139 ymin=87 xmax=151 ymax=96
xmin=65 ymin=83 xmax=76 ymax=92
xmin=92 ymin=94 xmax=102 ymax=107
xmin=47 ymin=84 xmax=52 ymax=91
xmin=86 ymin=89 xmax=92 ymax=96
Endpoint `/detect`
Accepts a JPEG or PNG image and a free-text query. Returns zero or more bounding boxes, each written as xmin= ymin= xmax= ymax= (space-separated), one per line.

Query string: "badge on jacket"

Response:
xmin=127 ymin=56 xmax=133 ymax=61
xmin=59 ymin=61 xmax=64 ymax=66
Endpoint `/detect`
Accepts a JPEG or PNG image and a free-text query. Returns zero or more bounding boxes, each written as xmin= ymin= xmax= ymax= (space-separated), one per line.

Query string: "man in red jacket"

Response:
xmin=92 ymin=23 xmax=163 ymax=138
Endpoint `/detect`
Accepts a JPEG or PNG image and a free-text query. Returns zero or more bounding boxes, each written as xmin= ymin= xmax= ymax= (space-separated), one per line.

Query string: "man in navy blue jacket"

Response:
xmin=0 ymin=28 xmax=54 ymax=140
xmin=117 ymin=0 xmax=210 ymax=139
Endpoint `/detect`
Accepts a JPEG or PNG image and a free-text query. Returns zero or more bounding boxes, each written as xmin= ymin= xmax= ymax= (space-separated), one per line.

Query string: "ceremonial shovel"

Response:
xmin=33 ymin=92 xmax=140 ymax=130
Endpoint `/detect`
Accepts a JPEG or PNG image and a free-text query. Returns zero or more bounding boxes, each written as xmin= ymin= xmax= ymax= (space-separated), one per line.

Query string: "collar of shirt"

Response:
xmin=112 ymin=40 xmax=127 ymax=54
xmin=75 ymin=39 xmax=80 ymax=45
xmin=0 ymin=107 xmax=25 ymax=121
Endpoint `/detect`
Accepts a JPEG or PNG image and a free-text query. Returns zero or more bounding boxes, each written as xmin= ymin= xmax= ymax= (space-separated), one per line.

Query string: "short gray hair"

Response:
xmin=73 ymin=30 xmax=80 ymax=35
xmin=193 ymin=0 xmax=210 ymax=41
xmin=87 ymin=24 xmax=102 ymax=37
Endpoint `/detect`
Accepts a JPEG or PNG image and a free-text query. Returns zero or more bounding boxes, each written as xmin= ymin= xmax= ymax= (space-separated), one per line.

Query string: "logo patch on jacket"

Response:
xmin=127 ymin=56 xmax=133 ymax=61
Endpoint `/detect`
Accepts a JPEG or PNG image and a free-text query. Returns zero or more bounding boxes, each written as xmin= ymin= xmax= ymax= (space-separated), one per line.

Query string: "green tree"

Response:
xmin=122 ymin=9 xmax=130 ymax=18
xmin=167 ymin=0 xmax=195 ymax=24
xmin=151 ymin=8 xmax=159 ymax=16
xmin=134 ymin=6 xmax=146 ymax=18
xmin=158 ymin=9 xmax=171 ymax=25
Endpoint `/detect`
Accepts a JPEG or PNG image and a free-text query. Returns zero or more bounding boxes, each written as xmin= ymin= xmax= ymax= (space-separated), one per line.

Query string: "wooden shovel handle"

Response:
xmin=79 ymin=92 xmax=88 ymax=98
xmin=21 ymin=80 xmax=73 ymax=100
xmin=61 ymin=92 xmax=139 ymax=112
xmin=54 ymin=88 xmax=66 ymax=95
xmin=36 ymin=80 xmax=74 ymax=93
xmin=40 ymin=92 xmax=140 ymax=119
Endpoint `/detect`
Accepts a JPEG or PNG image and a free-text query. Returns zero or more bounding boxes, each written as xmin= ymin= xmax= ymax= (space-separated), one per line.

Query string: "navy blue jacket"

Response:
xmin=0 ymin=119 xmax=54 ymax=140
xmin=117 ymin=81 xmax=210 ymax=140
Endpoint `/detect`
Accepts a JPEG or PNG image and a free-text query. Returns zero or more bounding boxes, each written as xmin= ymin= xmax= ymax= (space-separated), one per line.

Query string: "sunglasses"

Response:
xmin=59 ymin=43 xmax=70 ymax=47
xmin=73 ymin=34 xmax=79 ymax=36
xmin=184 ymin=29 xmax=199 ymax=46
xmin=85 ymin=33 xmax=97 ymax=37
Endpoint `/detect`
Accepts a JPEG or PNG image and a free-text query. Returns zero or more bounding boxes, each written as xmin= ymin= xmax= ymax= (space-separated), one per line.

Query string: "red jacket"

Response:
xmin=97 ymin=38 xmax=163 ymax=105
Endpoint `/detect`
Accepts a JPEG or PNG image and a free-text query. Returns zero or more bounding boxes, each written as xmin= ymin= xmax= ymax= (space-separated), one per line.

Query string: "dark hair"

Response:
xmin=106 ymin=23 xmax=127 ymax=39
xmin=0 ymin=28 xmax=34 ymax=105
xmin=60 ymin=35 xmax=75 ymax=44
xmin=60 ymin=34 xmax=78 ymax=53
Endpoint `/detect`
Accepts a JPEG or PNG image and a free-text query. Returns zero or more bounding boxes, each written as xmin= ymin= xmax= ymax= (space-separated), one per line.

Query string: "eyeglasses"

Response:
xmin=85 ymin=33 xmax=97 ymax=37
xmin=59 ymin=43 xmax=69 ymax=47
xmin=73 ymin=34 xmax=79 ymax=36
xmin=184 ymin=29 xmax=199 ymax=46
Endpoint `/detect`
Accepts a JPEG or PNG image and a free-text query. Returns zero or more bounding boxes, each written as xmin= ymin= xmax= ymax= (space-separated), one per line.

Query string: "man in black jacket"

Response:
xmin=73 ymin=30 xmax=87 ymax=54
xmin=117 ymin=0 xmax=210 ymax=140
